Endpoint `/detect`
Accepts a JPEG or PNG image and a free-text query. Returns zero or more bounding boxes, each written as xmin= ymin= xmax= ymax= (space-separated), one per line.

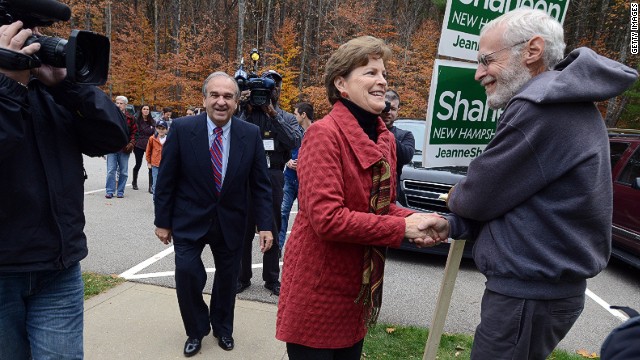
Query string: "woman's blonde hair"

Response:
xmin=324 ymin=36 xmax=392 ymax=104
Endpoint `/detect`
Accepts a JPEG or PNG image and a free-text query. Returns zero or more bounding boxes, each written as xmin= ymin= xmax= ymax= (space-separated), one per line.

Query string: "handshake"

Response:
xmin=404 ymin=213 xmax=450 ymax=248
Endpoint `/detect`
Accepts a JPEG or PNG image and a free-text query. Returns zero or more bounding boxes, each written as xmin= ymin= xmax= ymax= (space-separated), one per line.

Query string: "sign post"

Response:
xmin=423 ymin=239 xmax=467 ymax=360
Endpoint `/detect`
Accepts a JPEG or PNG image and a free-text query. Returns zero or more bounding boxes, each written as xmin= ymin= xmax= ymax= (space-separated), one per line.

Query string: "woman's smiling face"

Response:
xmin=335 ymin=56 xmax=388 ymax=114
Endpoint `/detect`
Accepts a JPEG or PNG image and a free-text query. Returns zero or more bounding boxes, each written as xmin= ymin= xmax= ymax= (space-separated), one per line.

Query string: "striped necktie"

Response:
xmin=210 ymin=127 xmax=223 ymax=195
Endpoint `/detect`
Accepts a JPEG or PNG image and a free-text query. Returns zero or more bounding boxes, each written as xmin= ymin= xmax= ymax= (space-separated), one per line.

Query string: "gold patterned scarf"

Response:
xmin=355 ymin=159 xmax=391 ymax=327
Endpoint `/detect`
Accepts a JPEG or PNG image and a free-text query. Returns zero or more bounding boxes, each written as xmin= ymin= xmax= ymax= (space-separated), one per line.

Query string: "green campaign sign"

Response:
xmin=424 ymin=60 xmax=503 ymax=167
xmin=438 ymin=0 xmax=570 ymax=61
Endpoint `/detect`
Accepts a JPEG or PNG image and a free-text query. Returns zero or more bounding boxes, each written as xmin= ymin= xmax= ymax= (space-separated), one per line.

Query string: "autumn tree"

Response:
xmin=266 ymin=18 xmax=301 ymax=112
xmin=39 ymin=0 xmax=638 ymax=127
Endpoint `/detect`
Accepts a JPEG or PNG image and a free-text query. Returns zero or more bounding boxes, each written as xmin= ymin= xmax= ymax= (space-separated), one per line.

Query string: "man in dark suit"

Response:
xmin=154 ymin=71 xmax=274 ymax=357
xmin=381 ymin=89 xmax=415 ymax=197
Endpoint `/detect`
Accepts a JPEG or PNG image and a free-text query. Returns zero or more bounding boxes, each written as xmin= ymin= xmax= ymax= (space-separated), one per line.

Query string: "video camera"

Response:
xmin=0 ymin=0 xmax=110 ymax=85
xmin=234 ymin=48 xmax=276 ymax=107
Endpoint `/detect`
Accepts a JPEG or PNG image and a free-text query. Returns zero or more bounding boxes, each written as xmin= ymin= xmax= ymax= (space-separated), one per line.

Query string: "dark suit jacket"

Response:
xmin=154 ymin=113 xmax=273 ymax=250
xmin=390 ymin=126 xmax=415 ymax=179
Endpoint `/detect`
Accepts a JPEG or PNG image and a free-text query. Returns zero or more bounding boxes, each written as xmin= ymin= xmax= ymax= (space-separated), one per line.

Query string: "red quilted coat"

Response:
xmin=276 ymin=101 xmax=414 ymax=348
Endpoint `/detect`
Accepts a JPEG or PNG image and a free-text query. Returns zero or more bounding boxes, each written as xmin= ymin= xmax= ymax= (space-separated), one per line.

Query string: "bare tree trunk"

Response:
xmin=105 ymin=1 xmax=112 ymax=98
xmin=315 ymin=0 xmax=324 ymax=79
xmin=85 ymin=0 xmax=92 ymax=30
xmin=237 ymin=0 xmax=246 ymax=61
xmin=605 ymin=22 xmax=631 ymax=127
xmin=298 ymin=2 xmax=311 ymax=92
xmin=593 ymin=0 xmax=610 ymax=46
xmin=154 ymin=0 xmax=159 ymax=104
xmin=174 ymin=0 xmax=182 ymax=101
xmin=264 ymin=0 xmax=272 ymax=52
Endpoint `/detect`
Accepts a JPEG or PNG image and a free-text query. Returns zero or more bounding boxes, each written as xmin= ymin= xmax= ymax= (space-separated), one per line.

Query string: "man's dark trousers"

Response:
xmin=174 ymin=217 xmax=242 ymax=339
xmin=239 ymin=168 xmax=283 ymax=286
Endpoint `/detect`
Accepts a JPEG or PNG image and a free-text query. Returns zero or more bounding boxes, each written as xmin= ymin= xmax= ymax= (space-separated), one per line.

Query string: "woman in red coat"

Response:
xmin=276 ymin=36 xmax=448 ymax=359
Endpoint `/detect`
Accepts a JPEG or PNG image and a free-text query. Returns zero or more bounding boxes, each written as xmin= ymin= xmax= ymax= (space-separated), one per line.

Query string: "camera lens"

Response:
xmin=25 ymin=35 xmax=67 ymax=68
xmin=250 ymin=89 xmax=270 ymax=107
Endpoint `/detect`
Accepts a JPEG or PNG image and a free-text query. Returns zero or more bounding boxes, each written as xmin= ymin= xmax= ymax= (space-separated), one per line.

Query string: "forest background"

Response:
xmin=47 ymin=0 xmax=640 ymax=128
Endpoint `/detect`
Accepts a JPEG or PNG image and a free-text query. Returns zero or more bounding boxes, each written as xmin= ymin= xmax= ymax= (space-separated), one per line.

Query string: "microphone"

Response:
xmin=7 ymin=0 xmax=72 ymax=25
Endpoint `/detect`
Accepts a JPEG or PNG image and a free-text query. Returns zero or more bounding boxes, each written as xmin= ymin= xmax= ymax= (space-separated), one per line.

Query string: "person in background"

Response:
xmin=186 ymin=107 xmax=196 ymax=116
xmin=0 ymin=20 xmax=128 ymax=359
xmin=278 ymin=102 xmax=314 ymax=251
xmin=105 ymin=95 xmax=137 ymax=198
xmin=275 ymin=35 xmax=448 ymax=359
xmin=154 ymin=72 xmax=273 ymax=357
xmin=381 ymin=89 xmax=415 ymax=198
xmin=236 ymin=70 xmax=303 ymax=297
xmin=132 ymin=104 xmax=156 ymax=193
xmin=441 ymin=9 xmax=638 ymax=359
xmin=145 ymin=120 xmax=168 ymax=196
xmin=162 ymin=106 xmax=173 ymax=128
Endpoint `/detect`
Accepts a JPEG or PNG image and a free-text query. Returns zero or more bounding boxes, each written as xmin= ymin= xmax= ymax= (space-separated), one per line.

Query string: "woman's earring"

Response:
xmin=340 ymin=91 xmax=348 ymax=98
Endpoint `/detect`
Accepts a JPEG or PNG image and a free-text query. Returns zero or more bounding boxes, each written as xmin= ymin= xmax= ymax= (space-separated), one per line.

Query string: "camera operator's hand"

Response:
xmin=262 ymin=103 xmax=278 ymax=118
xmin=29 ymin=28 xmax=66 ymax=87
xmin=0 ymin=21 xmax=40 ymax=85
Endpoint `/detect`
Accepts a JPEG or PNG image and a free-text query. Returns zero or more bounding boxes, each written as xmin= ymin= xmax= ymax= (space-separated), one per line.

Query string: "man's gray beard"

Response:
xmin=486 ymin=56 xmax=532 ymax=110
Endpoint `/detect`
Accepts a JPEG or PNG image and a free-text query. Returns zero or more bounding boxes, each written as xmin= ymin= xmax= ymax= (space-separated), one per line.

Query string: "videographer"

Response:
xmin=236 ymin=70 xmax=303 ymax=296
xmin=0 ymin=20 xmax=128 ymax=359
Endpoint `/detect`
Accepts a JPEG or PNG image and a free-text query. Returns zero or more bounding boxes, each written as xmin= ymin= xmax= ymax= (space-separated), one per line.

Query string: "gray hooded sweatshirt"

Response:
xmin=447 ymin=47 xmax=638 ymax=300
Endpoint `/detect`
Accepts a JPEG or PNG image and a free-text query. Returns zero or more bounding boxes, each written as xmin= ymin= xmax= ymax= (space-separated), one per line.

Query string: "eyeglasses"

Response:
xmin=477 ymin=39 xmax=528 ymax=68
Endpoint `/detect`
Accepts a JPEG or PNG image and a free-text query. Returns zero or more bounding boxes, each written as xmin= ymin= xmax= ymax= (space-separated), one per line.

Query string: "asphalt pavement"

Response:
xmin=80 ymin=154 xmax=640 ymax=359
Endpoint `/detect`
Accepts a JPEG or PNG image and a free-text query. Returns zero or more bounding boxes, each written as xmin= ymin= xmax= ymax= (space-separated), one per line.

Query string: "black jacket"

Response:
xmin=0 ymin=74 xmax=128 ymax=272
xmin=240 ymin=106 xmax=302 ymax=168
xmin=390 ymin=125 xmax=415 ymax=180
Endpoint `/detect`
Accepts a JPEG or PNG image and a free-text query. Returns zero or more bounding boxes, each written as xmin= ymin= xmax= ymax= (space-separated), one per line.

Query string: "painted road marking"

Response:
xmin=119 ymin=246 xmax=283 ymax=280
xmin=585 ymin=288 xmax=629 ymax=321
xmin=84 ymin=184 xmax=131 ymax=195
xmin=119 ymin=246 xmax=175 ymax=279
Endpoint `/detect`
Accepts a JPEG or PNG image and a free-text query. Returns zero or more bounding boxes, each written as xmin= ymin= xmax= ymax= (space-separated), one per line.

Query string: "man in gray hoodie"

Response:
xmin=437 ymin=8 xmax=638 ymax=360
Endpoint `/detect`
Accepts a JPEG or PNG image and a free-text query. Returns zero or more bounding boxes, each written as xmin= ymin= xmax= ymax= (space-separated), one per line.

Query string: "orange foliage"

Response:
xmin=395 ymin=19 xmax=440 ymax=119
xmin=108 ymin=5 xmax=156 ymax=106
xmin=300 ymin=86 xmax=332 ymax=119
xmin=266 ymin=18 xmax=301 ymax=112
xmin=36 ymin=0 xmax=633 ymax=125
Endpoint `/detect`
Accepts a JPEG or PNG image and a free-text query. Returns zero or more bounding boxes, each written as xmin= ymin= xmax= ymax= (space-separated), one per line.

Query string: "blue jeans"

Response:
xmin=106 ymin=151 xmax=130 ymax=196
xmin=151 ymin=166 xmax=159 ymax=195
xmin=279 ymin=176 xmax=298 ymax=249
xmin=0 ymin=263 xmax=84 ymax=360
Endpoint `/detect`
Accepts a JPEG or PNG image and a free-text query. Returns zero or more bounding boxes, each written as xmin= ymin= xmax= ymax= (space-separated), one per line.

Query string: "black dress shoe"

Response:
xmin=213 ymin=333 xmax=234 ymax=351
xmin=236 ymin=281 xmax=250 ymax=294
xmin=264 ymin=282 xmax=280 ymax=296
xmin=183 ymin=337 xmax=202 ymax=357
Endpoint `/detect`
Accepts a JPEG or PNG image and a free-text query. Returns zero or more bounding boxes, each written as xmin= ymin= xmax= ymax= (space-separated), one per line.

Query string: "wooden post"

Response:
xmin=422 ymin=239 xmax=466 ymax=360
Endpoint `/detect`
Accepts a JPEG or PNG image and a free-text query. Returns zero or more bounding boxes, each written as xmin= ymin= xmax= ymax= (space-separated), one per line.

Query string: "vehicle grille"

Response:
xmin=403 ymin=180 xmax=452 ymax=214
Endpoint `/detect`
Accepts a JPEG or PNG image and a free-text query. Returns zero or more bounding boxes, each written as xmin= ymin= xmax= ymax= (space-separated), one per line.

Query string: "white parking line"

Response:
xmin=119 ymin=246 xmax=283 ymax=280
xmin=120 ymin=246 xmax=175 ymax=279
xmin=586 ymin=288 xmax=629 ymax=321
xmin=84 ymin=184 xmax=131 ymax=195
xmin=85 ymin=188 xmax=106 ymax=195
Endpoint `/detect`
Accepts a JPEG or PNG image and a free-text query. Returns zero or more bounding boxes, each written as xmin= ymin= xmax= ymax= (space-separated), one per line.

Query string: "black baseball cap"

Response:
xmin=262 ymin=70 xmax=283 ymax=83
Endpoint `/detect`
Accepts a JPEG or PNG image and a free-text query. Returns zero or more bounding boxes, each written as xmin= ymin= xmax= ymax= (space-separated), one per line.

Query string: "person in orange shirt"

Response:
xmin=145 ymin=120 xmax=168 ymax=196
